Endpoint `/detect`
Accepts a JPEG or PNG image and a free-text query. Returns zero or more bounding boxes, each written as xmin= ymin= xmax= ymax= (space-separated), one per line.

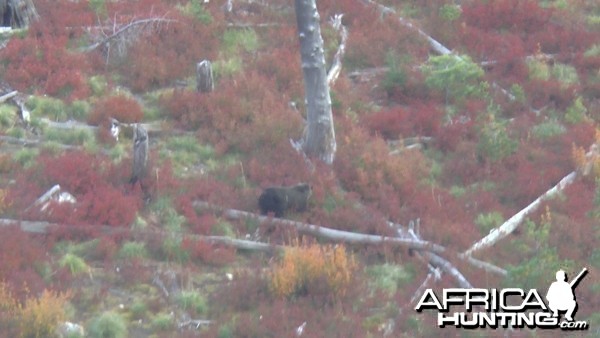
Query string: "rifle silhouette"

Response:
xmin=569 ymin=268 xmax=588 ymax=289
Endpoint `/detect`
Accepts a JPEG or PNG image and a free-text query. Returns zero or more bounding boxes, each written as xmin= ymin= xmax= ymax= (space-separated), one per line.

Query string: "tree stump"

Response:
xmin=196 ymin=60 xmax=214 ymax=93
xmin=0 ymin=0 xmax=39 ymax=28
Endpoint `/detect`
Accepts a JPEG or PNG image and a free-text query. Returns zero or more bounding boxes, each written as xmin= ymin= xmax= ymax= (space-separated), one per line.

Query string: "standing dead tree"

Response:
xmin=130 ymin=124 xmax=149 ymax=185
xmin=293 ymin=0 xmax=336 ymax=165
xmin=196 ymin=60 xmax=214 ymax=93
xmin=0 ymin=0 xmax=38 ymax=28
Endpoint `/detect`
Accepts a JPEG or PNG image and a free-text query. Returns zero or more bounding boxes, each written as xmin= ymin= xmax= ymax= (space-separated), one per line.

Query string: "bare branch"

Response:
xmin=83 ymin=17 xmax=176 ymax=52
xmin=81 ymin=16 xmax=177 ymax=63
xmin=406 ymin=227 xmax=473 ymax=288
xmin=178 ymin=319 xmax=213 ymax=330
xmin=327 ymin=14 xmax=348 ymax=85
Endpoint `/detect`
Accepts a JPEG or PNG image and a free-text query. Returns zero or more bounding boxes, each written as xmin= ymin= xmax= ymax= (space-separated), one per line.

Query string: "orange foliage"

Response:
xmin=0 ymin=282 xmax=69 ymax=338
xmin=0 ymin=189 xmax=10 ymax=215
xmin=19 ymin=289 xmax=69 ymax=338
xmin=270 ymin=241 xmax=356 ymax=299
xmin=572 ymin=129 xmax=600 ymax=179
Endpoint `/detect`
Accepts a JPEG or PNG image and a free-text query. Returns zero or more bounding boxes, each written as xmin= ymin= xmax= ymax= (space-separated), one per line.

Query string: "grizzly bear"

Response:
xmin=258 ymin=183 xmax=312 ymax=217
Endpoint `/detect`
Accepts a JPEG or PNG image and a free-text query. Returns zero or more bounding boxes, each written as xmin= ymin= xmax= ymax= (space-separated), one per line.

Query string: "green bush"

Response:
xmin=151 ymin=312 xmax=174 ymax=331
xmin=188 ymin=0 xmax=213 ymax=24
xmin=129 ymin=301 xmax=148 ymax=320
xmin=27 ymin=96 xmax=67 ymax=121
xmin=87 ymin=311 xmax=128 ymax=338
xmin=531 ymin=119 xmax=565 ymax=140
xmin=366 ymin=263 xmax=415 ymax=295
xmin=0 ymin=104 xmax=17 ymax=127
xmin=68 ymin=100 xmax=91 ymax=120
xmin=59 ymin=253 xmax=88 ymax=275
xmin=477 ymin=115 xmax=518 ymax=162
xmin=381 ymin=52 xmax=407 ymax=94
xmin=12 ymin=148 xmax=39 ymax=168
xmin=222 ymin=29 xmax=260 ymax=56
xmin=439 ymin=4 xmax=461 ymax=21
xmin=88 ymin=75 xmax=108 ymax=96
xmin=118 ymin=241 xmax=148 ymax=260
xmin=176 ymin=290 xmax=208 ymax=315
xmin=44 ymin=128 xmax=94 ymax=146
xmin=551 ymin=63 xmax=579 ymax=86
xmin=423 ymin=54 xmax=487 ymax=102
xmin=565 ymin=96 xmax=587 ymax=124
xmin=218 ymin=323 xmax=235 ymax=338
xmin=474 ymin=212 xmax=504 ymax=234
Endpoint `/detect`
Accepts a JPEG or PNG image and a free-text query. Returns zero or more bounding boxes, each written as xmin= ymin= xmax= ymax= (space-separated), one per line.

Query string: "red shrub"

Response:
xmin=0 ymin=225 xmax=47 ymax=297
xmin=74 ymin=185 xmax=140 ymax=227
xmin=523 ymin=79 xmax=577 ymax=111
xmin=462 ymin=0 xmax=552 ymax=37
xmin=1 ymin=32 xmax=90 ymax=100
xmin=555 ymin=180 xmax=595 ymax=222
xmin=253 ymin=44 xmax=302 ymax=95
xmin=88 ymin=95 xmax=144 ymax=126
xmin=334 ymin=117 xmax=428 ymax=219
xmin=42 ymin=151 xmax=103 ymax=195
xmin=34 ymin=0 xmax=96 ymax=35
xmin=436 ymin=119 xmax=476 ymax=153
xmin=116 ymin=13 xmax=221 ymax=92
xmin=245 ymin=142 xmax=312 ymax=187
xmin=11 ymin=151 xmax=142 ymax=227
xmin=159 ymin=90 xmax=209 ymax=130
xmin=362 ymin=104 xmax=442 ymax=140
xmin=346 ymin=14 xmax=421 ymax=68
xmin=362 ymin=107 xmax=409 ymax=140
xmin=182 ymin=239 xmax=236 ymax=266
xmin=440 ymin=141 xmax=481 ymax=186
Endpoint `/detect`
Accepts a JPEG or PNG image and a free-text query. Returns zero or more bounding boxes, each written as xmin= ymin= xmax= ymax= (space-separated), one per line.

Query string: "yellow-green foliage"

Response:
xmin=0 ymin=282 xmax=70 ymax=338
xmin=19 ymin=289 xmax=69 ymax=338
xmin=270 ymin=242 xmax=356 ymax=299
xmin=572 ymin=129 xmax=600 ymax=179
xmin=0 ymin=189 xmax=10 ymax=214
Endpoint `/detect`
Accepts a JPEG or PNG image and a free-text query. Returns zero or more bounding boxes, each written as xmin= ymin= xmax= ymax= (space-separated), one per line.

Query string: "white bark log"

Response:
xmin=26 ymin=184 xmax=61 ymax=211
xmin=0 ymin=90 xmax=17 ymax=103
xmin=0 ymin=218 xmax=280 ymax=253
xmin=463 ymin=171 xmax=577 ymax=257
xmin=193 ymin=201 xmax=446 ymax=253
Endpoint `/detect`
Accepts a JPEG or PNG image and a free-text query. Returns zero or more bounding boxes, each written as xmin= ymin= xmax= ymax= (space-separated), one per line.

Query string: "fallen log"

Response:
xmin=192 ymin=201 xmax=446 ymax=254
xmin=0 ymin=218 xmax=280 ymax=253
xmin=463 ymin=171 xmax=577 ymax=257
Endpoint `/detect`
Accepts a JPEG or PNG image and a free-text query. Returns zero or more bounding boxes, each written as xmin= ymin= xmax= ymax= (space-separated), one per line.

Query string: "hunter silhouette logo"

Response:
xmin=415 ymin=268 xmax=590 ymax=330
xmin=546 ymin=268 xmax=587 ymax=322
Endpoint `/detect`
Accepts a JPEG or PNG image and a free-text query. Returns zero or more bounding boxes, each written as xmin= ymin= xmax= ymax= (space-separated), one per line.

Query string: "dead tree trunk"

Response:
xmin=295 ymin=0 xmax=336 ymax=165
xmin=196 ymin=60 xmax=214 ymax=93
xmin=0 ymin=0 xmax=38 ymax=28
